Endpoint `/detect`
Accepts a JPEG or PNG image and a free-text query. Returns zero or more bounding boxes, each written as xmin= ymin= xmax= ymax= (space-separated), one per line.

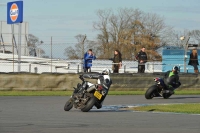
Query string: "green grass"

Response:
xmin=0 ymin=90 xmax=200 ymax=96
xmin=0 ymin=91 xmax=73 ymax=96
xmin=175 ymin=90 xmax=200 ymax=95
xmin=132 ymin=103 xmax=200 ymax=114
xmin=108 ymin=91 xmax=145 ymax=95
xmin=108 ymin=90 xmax=200 ymax=95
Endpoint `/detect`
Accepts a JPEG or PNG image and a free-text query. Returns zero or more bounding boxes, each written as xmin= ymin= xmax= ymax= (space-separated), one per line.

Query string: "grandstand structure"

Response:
xmin=0 ymin=21 xmax=70 ymax=73
xmin=0 ymin=21 xmax=29 ymax=55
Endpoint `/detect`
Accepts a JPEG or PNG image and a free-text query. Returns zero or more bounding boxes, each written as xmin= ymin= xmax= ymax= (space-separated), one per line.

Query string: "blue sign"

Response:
xmin=7 ymin=1 xmax=23 ymax=24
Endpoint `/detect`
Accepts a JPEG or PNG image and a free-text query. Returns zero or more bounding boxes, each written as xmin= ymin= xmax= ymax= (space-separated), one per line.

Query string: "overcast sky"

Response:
xmin=1 ymin=0 xmax=200 ymax=58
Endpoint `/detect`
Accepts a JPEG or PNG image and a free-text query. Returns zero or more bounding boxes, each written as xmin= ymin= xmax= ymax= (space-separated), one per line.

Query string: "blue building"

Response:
xmin=162 ymin=46 xmax=200 ymax=73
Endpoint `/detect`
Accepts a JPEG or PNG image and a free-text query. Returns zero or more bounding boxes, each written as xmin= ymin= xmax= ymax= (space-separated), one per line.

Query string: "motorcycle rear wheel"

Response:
xmin=145 ymin=85 xmax=158 ymax=99
xmin=81 ymin=96 xmax=96 ymax=112
xmin=64 ymin=98 xmax=73 ymax=111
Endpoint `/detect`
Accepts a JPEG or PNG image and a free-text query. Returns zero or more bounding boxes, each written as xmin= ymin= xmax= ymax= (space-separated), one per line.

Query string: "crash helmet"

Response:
xmin=172 ymin=66 xmax=179 ymax=72
xmin=101 ymin=68 xmax=111 ymax=75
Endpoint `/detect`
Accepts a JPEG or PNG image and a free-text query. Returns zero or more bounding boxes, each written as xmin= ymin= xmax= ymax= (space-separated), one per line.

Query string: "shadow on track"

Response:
xmin=169 ymin=96 xmax=200 ymax=99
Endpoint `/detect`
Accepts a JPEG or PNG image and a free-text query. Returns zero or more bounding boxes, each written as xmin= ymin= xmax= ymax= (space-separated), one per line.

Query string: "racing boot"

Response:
xmin=95 ymin=102 xmax=102 ymax=109
xmin=95 ymin=97 xmax=105 ymax=109
xmin=163 ymin=85 xmax=174 ymax=94
xmin=168 ymin=86 xmax=175 ymax=94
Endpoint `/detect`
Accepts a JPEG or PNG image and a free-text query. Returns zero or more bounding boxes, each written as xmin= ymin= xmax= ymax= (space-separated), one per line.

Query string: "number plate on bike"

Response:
xmin=94 ymin=91 xmax=102 ymax=100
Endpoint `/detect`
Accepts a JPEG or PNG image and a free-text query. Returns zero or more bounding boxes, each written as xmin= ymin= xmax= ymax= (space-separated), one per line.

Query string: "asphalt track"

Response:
xmin=0 ymin=95 xmax=200 ymax=133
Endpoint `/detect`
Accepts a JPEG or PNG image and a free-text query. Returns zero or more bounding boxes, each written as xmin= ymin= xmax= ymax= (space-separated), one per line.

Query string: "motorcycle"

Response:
xmin=145 ymin=77 xmax=175 ymax=99
xmin=64 ymin=69 xmax=112 ymax=112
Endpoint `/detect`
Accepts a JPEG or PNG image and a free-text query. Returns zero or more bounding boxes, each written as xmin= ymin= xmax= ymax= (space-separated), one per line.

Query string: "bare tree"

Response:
xmin=93 ymin=8 xmax=172 ymax=60
xmin=189 ymin=30 xmax=200 ymax=44
xmin=86 ymin=40 xmax=101 ymax=57
xmin=27 ymin=34 xmax=39 ymax=47
xmin=64 ymin=34 xmax=100 ymax=59
xmin=64 ymin=46 xmax=79 ymax=59
xmin=64 ymin=34 xmax=85 ymax=59
xmin=93 ymin=9 xmax=111 ymax=58
xmin=93 ymin=8 xmax=143 ymax=59
xmin=169 ymin=30 xmax=200 ymax=48
xmin=27 ymin=34 xmax=45 ymax=57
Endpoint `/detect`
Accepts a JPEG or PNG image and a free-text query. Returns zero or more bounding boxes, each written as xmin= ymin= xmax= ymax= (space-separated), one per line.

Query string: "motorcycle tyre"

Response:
xmin=81 ymin=96 xmax=96 ymax=112
xmin=145 ymin=85 xmax=158 ymax=99
xmin=64 ymin=98 xmax=73 ymax=111
xmin=163 ymin=93 xmax=172 ymax=99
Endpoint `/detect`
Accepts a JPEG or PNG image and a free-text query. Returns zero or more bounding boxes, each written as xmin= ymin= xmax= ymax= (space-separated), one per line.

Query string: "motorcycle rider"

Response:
xmin=164 ymin=66 xmax=181 ymax=94
xmin=81 ymin=69 xmax=112 ymax=109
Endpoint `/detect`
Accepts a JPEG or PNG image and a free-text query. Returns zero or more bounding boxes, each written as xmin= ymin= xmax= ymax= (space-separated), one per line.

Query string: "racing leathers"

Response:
xmin=164 ymin=71 xmax=181 ymax=93
xmin=81 ymin=73 xmax=112 ymax=108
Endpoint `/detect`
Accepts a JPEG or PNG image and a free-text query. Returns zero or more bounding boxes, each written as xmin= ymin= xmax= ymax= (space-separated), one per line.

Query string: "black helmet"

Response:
xmin=172 ymin=66 xmax=179 ymax=72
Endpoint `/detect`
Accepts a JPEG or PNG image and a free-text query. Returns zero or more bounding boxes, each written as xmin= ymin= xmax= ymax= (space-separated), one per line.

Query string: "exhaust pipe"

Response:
xmin=87 ymin=85 xmax=96 ymax=92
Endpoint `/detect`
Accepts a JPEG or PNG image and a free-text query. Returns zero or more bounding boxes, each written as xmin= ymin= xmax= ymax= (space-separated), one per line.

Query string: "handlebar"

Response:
xmin=79 ymin=75 xmax=85 ymax=82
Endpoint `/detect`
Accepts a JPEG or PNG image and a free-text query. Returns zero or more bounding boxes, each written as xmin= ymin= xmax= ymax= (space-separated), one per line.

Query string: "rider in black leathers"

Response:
xmin=164 ymin=66 xmax=181 ymax=94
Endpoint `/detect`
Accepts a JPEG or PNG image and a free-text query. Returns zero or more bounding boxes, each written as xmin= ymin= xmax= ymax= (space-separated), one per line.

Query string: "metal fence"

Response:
xmin=1 ymin=52 xmax=200 ymax=73
xmin=0 ymin=53 xmax=184 ymax=74
xmin=1 ymin=43 xmax=200 ymax=73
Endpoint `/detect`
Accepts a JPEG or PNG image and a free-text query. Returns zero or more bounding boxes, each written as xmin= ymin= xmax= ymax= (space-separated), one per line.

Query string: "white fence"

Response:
xmin=0 ymin=53 xmax=162 ymax=73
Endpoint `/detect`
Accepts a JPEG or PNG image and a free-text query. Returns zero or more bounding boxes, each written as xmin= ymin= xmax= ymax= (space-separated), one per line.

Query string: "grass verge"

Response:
xmin=0 ymin=90 xmax=200 ymax=96
xmin=0 ymin=91 xmax=73 ymax=96
xmin=131 ymin=103 xmax=200 ymax=114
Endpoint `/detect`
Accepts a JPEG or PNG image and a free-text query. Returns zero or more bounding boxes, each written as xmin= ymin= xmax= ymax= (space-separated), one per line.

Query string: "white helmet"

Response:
xmin=101 ymin=68 xmax=111 ymax=75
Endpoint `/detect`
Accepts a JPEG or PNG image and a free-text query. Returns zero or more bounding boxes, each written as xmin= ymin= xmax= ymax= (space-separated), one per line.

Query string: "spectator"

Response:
xmin=83 ymin=49 xmax=96 ymax=72
xmin=112 ymin=50 xmax=122 ymax=73
xmin=136 ymin=47 xmax=147 ymax=73
xmin=188 ymin=48 xmax=199 ymax=73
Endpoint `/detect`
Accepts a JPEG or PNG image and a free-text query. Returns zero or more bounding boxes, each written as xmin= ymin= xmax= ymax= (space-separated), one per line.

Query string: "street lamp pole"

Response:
xmin=180 ymin=36 xmax=190 ymax=73
xmin=51 ymin=36 xmax=52 ymax=73
xmin=18 ymin=23 xmax=22 ymax=72
xmin=81 ymin=35 xmax=86 ymax=73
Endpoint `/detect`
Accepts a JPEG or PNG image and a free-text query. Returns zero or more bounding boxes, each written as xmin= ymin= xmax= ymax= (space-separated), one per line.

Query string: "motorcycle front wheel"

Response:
xmin=64 ymin=98 xmax=73 ymax=111
xmin=145 ymin=85 xmax=158 ymax=99
xmin=81 ymin=96 xmax=96 ymax=112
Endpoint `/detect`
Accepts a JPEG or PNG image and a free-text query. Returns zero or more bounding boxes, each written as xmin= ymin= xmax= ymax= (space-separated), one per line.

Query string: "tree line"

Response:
xmin=64 ymin=8 xmax=200 ymax=61
xmin=28 ymin=8 xmax=200 ymax=60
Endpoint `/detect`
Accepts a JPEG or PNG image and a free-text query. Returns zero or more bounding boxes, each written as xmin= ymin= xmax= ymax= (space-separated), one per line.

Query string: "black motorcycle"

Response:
xmin=145 ymin=77 xmax=175 ymax=99
xmin=64 ymin=69 xmax=112 ymax=112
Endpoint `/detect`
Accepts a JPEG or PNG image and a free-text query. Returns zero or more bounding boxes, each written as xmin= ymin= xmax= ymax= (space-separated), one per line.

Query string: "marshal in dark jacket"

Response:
xmin=136 ymin=50 xmax=147 ymax=64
